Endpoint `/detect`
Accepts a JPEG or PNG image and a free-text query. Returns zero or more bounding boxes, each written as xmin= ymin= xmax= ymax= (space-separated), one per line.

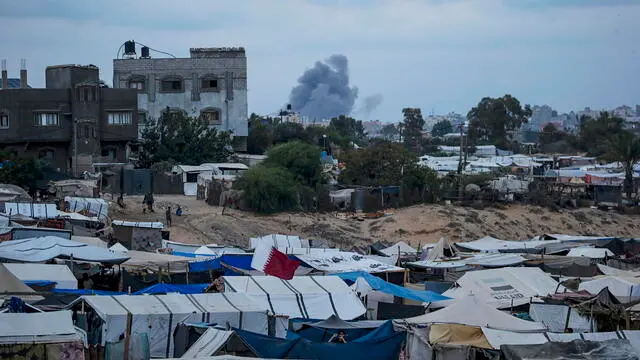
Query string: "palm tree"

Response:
xmin=607 ymin=131 xmax=640 ymax=202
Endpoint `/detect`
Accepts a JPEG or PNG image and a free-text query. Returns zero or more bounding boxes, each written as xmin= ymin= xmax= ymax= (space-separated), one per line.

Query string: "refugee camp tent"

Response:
xmin=0 ymin=236 xmax=129 ymax=264
xmin=224 ymin=275 xmax=367 ymax=320
xmin=500 ymin=339 xmax=640 ymax=360
xmin=80 ymin=293 xmax=271 ymax=358
xmin=579 ymin=275 xmax=640 ymax=301
xmin=566 ymin=246 xmax=614 ymax=259
xmin=296 ymin=251 xmax=404 ymax=273
xmin=249 ymin=234 xmax=309 ymax=250
xmin=0 ymin=263 xmax=43 ymax=303
xmin=163 ymin=240 xmax=247 ymax=256
xmin=409 ymin=253 xmax=526 ymax=269
xmin=379 ymin=241 xmax=417 ymax=257
xmin=0 ymin=311 xmax=85 ymax=359
xmin=65 ymin=196 xmax=108 ymax=220
xmin=4 ymin=263 xmax=77 ymax=289
xmin=442 ymin=267 xmax=564 ymax=308
xmin=456 ymin=236 xmax=561 ymax=253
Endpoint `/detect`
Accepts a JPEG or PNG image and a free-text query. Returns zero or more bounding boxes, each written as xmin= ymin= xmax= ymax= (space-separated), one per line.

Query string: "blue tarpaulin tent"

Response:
xmin=133 ymin=283 xmax=208 ymax=295
xmin=335 ymin=271 xmax=451 ymax=303
xmin=235 ymin=325 xmax=405 ymax=360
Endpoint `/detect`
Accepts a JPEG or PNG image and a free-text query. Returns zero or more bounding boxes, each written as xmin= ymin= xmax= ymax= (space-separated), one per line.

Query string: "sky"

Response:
xmin=1 ymin=0 xmax=639 ymax=122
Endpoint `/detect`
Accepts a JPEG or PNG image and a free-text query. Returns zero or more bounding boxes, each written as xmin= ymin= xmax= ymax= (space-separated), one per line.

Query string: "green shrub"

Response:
xmin=234 ymin=166 xmax=301 ymax=213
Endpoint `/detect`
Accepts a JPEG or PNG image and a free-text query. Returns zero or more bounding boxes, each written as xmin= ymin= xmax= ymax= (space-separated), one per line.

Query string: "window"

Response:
xmin=38 ymin=149 xmax=55 ymax=161
xmin=129 ymin=80 xmax=145 ymax=90
xmin=201 ymin=109 xmax=221 ymax=125
xmin=138 ymin=112 xmax=147 ymax=124
xmin=83 ymin=88 xmax=90 ymax=102
xmin=201 ymin=78 xmax=219 ymax=91
xmin=84 ymin=126 xmax=90 ymax=138
xmin=0 ymin=113 xmax=8 ymax=129
xmin=101 ymin=148 xmax=117 ymax=161
xmin=161 ymin=77 xmax=183 ymax=92
xmin=34 ymin=112 xmax=59 ymax=126
xmin=108 ymin=111 xmax=133 ymax=125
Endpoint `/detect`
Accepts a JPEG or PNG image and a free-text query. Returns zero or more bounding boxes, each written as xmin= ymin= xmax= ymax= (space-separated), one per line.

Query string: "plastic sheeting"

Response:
xmin=65 ymin=197 xmax=108 ymax=220
xmin=249 ymin=234 xmax=309 ymax=250
xmin=481 ymin=328 xmax=548 ymax=349
xmin=336 ymin=271 xmax=450 ymax=303
xmin=224 ymin=275 xmax=366 ymax=320
xmin=0 ymin=263 xmax=43 ymax=303
xmin=180 ymin=327 xmax=234 ymax=358
xmin=297 ymin=251 xmax=404 ymax=273
xmin=0 ymin=236 xmax=130 ymax=264
xmin=4 ymin=263 xmax=77 ymax=289
xmin=104 ymin=332 xmax=150 ymax=360
xmin=234 ymin=326 xmax=405 ymax=360
xmin=579 ymin=276 xmax=640 ymax=301
xmin=379 ymin=242 xmax=417 ymax=256
xmin=501 ymin=339 xmax=639 ymax=360
xmin=529 ymin=303 xmax=594 ymax=333
xmin=133 ymin=283 xmax=208 ymax=295
xmin=0 ymin=311 xmax=80 ymax=344
xmin=456 ymin=236 xmax=561 ymax=252
xmin=566 ymin=247 xmax=614 ymax=259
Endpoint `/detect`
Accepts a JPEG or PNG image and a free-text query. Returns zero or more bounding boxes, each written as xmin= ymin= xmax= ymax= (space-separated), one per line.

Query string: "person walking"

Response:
xmin=165 ymin=206 xmax=172 ymax=227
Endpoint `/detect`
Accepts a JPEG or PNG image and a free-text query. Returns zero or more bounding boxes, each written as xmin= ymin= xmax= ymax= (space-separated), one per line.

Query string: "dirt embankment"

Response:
xmin=108 ymin=194 xmax=640 ymax=251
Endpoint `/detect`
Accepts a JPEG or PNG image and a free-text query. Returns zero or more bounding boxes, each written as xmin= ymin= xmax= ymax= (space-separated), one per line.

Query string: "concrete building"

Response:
xmin=0 ymin=61 xmax=139 ymax=175
xmin=112 ymin=45 xmax=248 ymax=150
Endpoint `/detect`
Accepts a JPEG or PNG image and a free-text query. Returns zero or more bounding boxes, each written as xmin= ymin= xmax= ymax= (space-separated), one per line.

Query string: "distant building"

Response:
xmin=0 ymin=62 xmax=138 ymax=175
xmin=112 ymin=44 xmax=248 ymax=150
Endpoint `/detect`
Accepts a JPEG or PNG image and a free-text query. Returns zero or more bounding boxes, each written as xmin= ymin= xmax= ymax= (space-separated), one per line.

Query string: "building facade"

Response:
xmin=112 ymin=47 xmax=248 ymax=150
xmin=0 ymin=64 xmax=139 ymax=175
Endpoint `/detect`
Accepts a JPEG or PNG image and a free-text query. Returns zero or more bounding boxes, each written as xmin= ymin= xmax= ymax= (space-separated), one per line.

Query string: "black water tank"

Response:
xmin=124 ymin=40 xmax=136 ymax=56
xmin=141 ymin=46 xmax=150 ymax=58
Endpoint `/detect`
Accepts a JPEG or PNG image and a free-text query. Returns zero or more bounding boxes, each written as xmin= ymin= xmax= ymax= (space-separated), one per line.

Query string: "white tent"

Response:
xmin=195 ymin=246 xmax=217 ymax=256
xmin=224 ymin=275 xmax=366 ymax=320
xmin=579 ymin=276 xmax=640 ymax=301
xmin=249 ymin=234 xmax=309 ymax=250
xmin=109 ymin=242 xmax=129 ymax=253
xmin=0 ymin=236 xmax=130 ymax=264
xmin=296 ymin=251 xmax=404 ymax=273
xmin=81 ymin=293 xmax=271 ymax=358
xmin=4 ymin=263 xmax=78 ymax=289
xmin=442 ymin=267 xmax=563 ymax=308
xmin=403 ymin=295 xmax=546 ymax=332
xmin=567 ymin=247 xmax=614 ymax=259
xmin=409 ymin=253 xmax=526 ymax=269
xmin=0 ymin=263 xmax=43 ymax=303
xmin=0 ymin=311 xmax=82 ymax=344
xmin=162 ymin=240 xmax=246 ymax=256
xmin=180 ymin=327 xmax=234 ymax=358
xmin=379 ymin=241 xmax=417 ymax=257
xmin=456 ymin=236 xmax=561 ymax=252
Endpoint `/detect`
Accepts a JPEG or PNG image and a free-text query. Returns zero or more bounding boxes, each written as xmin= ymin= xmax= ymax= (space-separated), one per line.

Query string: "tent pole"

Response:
xmin=124 ymin=312 xmax=132 ymax=360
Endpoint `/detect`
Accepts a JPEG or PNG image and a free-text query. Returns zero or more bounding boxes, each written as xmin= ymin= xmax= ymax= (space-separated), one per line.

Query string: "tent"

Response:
xmin=501 ymin=339 xmax=639 ymax=360
xmin=162 ymin=240 xmax=247 ymax=256
xmin=442 ymin=267 xmax=564 ymax=308
xmin=0 ymin=263 xmax=43 ymax=303
xmin=579 ymin=275 xmax=640 ymax=302
xmin=80 ymin=293 xmax=271 ymax=358
xmin=0 ymin=310 xmax=83 ymax=345
xmin=4 ymin=263 xmax=77 ymax=289
xmin=296 ymin=251 xmax=404 ymax=273
xmin=403 ymin=295 xmax=546 ymax=332
xmin=456 ymin=236 xmax=561 ymax=252
xmin=194 ymin=246 xmax=217 ymax=256
xmin=224 ymin=275 xmax=367 ymax=320
xmin=409 ymin=253 xmax=526 ymax=269
xmin=0 ymin=236 xmax=129 ymax=264
xmin=249 ymin=234 xmax=309 ymax=250
xmin=379 ymin=241 xmax=417 ymax=257
xmin=566 ymin=246 xmax=614 ymax=259
xmin=336 ymin=271 xmax=450 ymax=303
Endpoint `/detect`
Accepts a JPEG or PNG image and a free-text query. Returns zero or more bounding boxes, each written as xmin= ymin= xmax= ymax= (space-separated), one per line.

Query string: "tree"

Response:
xmin=139 ymin=109 xmax=233 ymax=168
xmin=538 ymin=123 xmax=563 ymax=145
xmin=402 ymin=108 xmax=425 ymax=154
xmin=467 ymin=95 xmax=532 ymax=148
xmin=234 ymin=166 xmax=302 ymax=213
xmin=604 ymin=131 xmax=640 ymax=201
xmin=431 ymin=120 xmax=453 ymax=138
xmin=578 ymin=112 xmax=625 ymax=156
xmin=262 ymin=141 xmax=322 ymax=187
xmin=247 ymin=114 xmax=274 ymax=155
xmin=0 ymin=152 xmax=43 ymax=191
xmin=328 ymin=115 xmax=367 ymax=146
xmin=380 ymin=123 xmax=400 ymax=141
xmin=339 ymin=141 xmax=417 ymax=186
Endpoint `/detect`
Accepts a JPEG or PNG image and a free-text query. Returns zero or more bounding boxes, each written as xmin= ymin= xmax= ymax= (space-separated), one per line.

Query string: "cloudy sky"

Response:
xmin=1 ymin=0 xmax=639 ymax=121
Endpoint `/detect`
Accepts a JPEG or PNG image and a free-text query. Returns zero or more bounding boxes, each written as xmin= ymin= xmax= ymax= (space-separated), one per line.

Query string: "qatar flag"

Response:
xmin=251 ymin=243 xmax=301 ymax=280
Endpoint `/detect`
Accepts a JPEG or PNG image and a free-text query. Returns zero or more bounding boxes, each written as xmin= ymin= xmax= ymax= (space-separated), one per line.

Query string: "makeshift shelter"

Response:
xmin=0 ymin=263 xmax=43 ymax=303
xmin=178 ymin=327 xmax=265 ymax=359
xmin=0 ymin=236 xmax=129 ymax=264
xmin=296 ymin=251 xmax=404 ymax=274
xmin=409 ymin=253 xmax=526 ymax=270
xmin=64 ymin=196 xmax=108 ymax=220
xmin=223 ymin=275 xmax=367 ymax=321
xmin=0 ymin=311 xmax=85 ymax=359
xmin=4 ymin=263 xmax=77 ymax=289
xmin=163 ymin=240 xmax=246 ymax=256
xmin=456 ymin=236 xmax=562 ymax=253
xmin=442 ymin=267 xmax=563 ymax=308
xmin=566 ymin=246 xmax=614 ymax=259
xmin=579 ymin=275 xmax=640 ymax=302
xmin=78 ymin=293 xmax=272 ymax=358
xmin=500 ymin=339 xmax=639 ymax=360
xmin=289 ymin=315 xmax=389 ymax=342
xmin=249 ymin=234 xmax=309 ymax=250
xmin=112 ymin=220 xmax=164 ymax=252
xmin=379 ymin=241 xmax=417 ymax=257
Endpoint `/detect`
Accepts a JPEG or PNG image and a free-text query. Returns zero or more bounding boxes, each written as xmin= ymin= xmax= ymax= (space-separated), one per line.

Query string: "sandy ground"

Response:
xmin=107 ymin=194 xmax=640 ymax=251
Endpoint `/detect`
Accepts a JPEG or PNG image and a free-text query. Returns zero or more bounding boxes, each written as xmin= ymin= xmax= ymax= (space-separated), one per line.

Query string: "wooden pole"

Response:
xmin=123 ymin=312 xmax=132 ymax=360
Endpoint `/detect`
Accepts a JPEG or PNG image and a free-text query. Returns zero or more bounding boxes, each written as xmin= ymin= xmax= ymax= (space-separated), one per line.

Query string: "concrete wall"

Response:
xmin=46 ymin=65 xmax=99 ymax=90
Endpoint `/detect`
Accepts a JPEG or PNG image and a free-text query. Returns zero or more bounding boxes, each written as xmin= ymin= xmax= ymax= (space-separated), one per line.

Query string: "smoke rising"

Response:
xmin=360 ymin=93 xmax=383 ymax=119
xmin=289 ymin=54 xmax=359 ymax=120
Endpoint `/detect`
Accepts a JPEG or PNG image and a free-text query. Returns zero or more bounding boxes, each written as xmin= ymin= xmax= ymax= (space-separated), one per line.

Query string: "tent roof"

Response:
xmin=456 ymin=236 xmax=561 ymax=252
xmin=379 ymin=241 xmax=417 ymax=256
xmin=4 ymin=263 xmax=76 ymax=287
xmin=302 ymin=315 xmax=385 ymax=329
xmin=195 ymin=246 xmax=217 ymax=255
xmin=120 ymin=250 xmax=192 ymax=272
xmin=296 ymin=251 xmax=404 ymax=273
xmin=0 ymin=310 xmax=80 ymax=344
xmin=567 ymin=247 xmax=614 ymax=259
xmin=180 ymin=327 xmax=235 ymax=358
xmin=249 ymin=234 xmax=308 ymax=250
xmin=403 ymin=295 xmax=546 ymax=332
xmin=0 ymin=263 xmax=43 ymax=302
xmin=0 ymin=236 xmax=129 ymax=264
xmin=501 ymin=339 xmax=639 ymax=360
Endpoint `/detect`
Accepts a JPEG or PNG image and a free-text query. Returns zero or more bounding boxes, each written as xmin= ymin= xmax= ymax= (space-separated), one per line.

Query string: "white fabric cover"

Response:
xmin=545 ymin=332 xmax=582 ymax=342
xmin=529 ymin=303 xmax=594 ymax=333
xmin=0 ymin=311 xmax=79 ymax=344
xmin=112 ymin=220 xmax=164 ymax=229
xmin=184 ymin=182 xmax=198 ymax=196
xmin=404 ymin=295 xmax=547 ymax=332
xmin=224 ymin=275 xmax=366 ymax=320
xmin=379 ymin=241 xmax=417 ymax=256
xmin=0 ymin=236 xmax=130 ymax=264
xmin=456 ymin=236 xmax=560 ymax=252
xmin=181 ymin=328 xmax=233 ymax=358
xmin=622 ymin=331 xmax=640 ymax=354
xmin=409 ymin=253 xmax=525 ymax=269
xmin=249 ymin=234 xmax=308 ymax=250
xmin=582 ymin=332 xmax=620 ymax=341
xmin=444 ymin=267 xmax=563 ymax=308
xmin=579 ymin=276 xmax=640 ymax=300
xmin=195 ymin=246 xmax=217 ymax=255
xmin=481 ymin=328 xmax=548 ymax=349
xmin=4 ymin=263 xmax=77 ymax=289
xmin=83 ymin=293 xmax=270 ymax=358
xmin=567 ymin=247 xmax=614 ymax=259
xmin=65 ymin=197 xmax=109 ymax=220
xmin=4 ymin=202 xmax=57 ymax=219
xmin=297 ymin=251 xmax=403 ymax=273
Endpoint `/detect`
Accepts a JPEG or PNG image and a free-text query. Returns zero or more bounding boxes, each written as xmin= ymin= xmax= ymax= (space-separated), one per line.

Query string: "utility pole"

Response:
xmin=457 ymin=124 xmax=464 ymax=201
xmin=73 ymin=119 xmax=78 ymax=177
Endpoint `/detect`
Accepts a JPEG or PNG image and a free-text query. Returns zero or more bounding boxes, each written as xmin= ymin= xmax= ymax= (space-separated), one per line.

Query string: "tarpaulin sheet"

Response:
xmin=235 ymin=326 xmax=405 ymax=360
xmin=133 ymin=283 xmax=208 ymax=295
xmin=52 ymin=288 xmax=124 ymax=295
xmin=0 ymin=236 xmax=129 ymax=264
xmin=500 ymin=339 xmax=639 ymax=360
xmin=336 ymin=271 xmax=450 ymax=303
xmin=529 ymin=303 xmax=594 ymax=333
xmin=290 ymin=319 xmax=394 ymax=343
